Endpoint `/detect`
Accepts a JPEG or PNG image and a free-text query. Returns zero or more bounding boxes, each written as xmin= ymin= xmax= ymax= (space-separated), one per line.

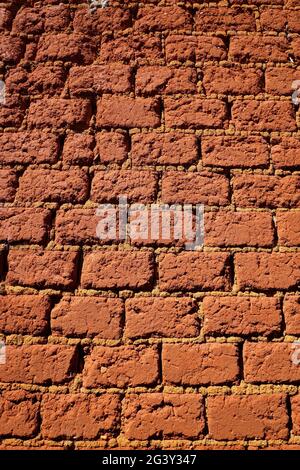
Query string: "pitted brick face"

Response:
xmin=0 ymin=0 xmax=299 ymax=451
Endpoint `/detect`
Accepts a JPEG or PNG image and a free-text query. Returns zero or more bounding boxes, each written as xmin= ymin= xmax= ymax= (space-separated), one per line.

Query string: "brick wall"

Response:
xmin=0 ymin=0 xmax=299 ymax=450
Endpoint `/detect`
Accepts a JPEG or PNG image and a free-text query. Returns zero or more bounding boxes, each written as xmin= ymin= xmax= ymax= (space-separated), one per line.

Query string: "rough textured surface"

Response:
xmin=0 ymin=0 xmax=299 ymax=451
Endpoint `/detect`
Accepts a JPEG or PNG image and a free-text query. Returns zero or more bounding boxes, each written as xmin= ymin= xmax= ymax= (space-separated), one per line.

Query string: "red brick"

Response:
xmin=260 ymin=8 xmax=287 ymax=31
xmin=163 ymin=343 xmax=239 ymax=385
xmin=232 ymin=100 xmax=296 ymax=132
xmin=36 ymin=33 xmax=96 ymax=64
xmin=0 ymin=294 xmax=50 ymax=336
xmin=0 ymin=95 xmax=25 ymax=128
xmin=83 ymin=345 xmax=159 ymax=388
xmin=123 ymin=393 xmax=205 ymax=440
xmin=125 ymin=297 xmax=199 ymax=339
xmin=229 ymin=37 xmax=289 ymax=62
xmin=0 ymin=131 xmax=59 ymax=165
xmin=0 ymin=344 xmax=78 ymax=384
xmin=81 ymin=251 xmax=154 ymax=290
xmin=164 ymin=97 xmax=227 ymax=129
xmin=12 ymin=6 xmax=44 ymax=34
xmin=41 ymin=394 xmax=120 ymax=439
xmin=135 ymin=6 xmax=192 ymax=32
xmin=7 ymin=64 xmax=66 ymax=97
xmin=271 ymin=137 xmax=300 ymax=169
xmin=0 ymin=8 xmax=12 ymax=31
xmin=55 ymin=208 xmax=108 ymax=245
xmin=136 ymin=66 xmax=197 ymax=95
xmin=12 ymin=5 xmax=70 ymax=34
xmin=203 ymin=296 xmax=281 ymax=336
xmin=159 ymin=252 xmax=231 ymax=292
xmin=43 ymin=4 xmax=71 ymax=32
xmin=0 ymin=208 xmax=50 ymax=244
xmin=91 ymin=170 xmax=157 ymax=204
xmin=0 ymin=170 xmax=18 ymax=202
xmin=96 ymin=132 xmax=128 ymax=164
xmin=97 ymin=96 xmax=160 ymax=128
xmin=277 ymin=211 xmax=300 ymax=246
xmin=17 ymin=168 xmax=89 ymax=204
xmin=203 ymin=65 xmax=263 ymax=95
xmin=233 ymin=175 xmax=300 ymax=208
xmin=205 ymin=211 xmax=274 ymax=247
xmin=62 ymin=134 xmax=94 ymax=165
xmin=131 ymin=132 xmax=198 ymax=166
xmin=100 ymin=33 xmax=162 ymax=63
xmin=69 ymin=65 xmax=132 ymax=96
xmin=165 ymin=35 xmax=227 ymax=62
xmin=291 ymin=395 xmax=300 ymax=435
xmin=51 ymin=296 xmax=123 ymax=339
xmin=195 ymin=7 xmax=255 ymax=32
xmin=0 ymin=35 xmax=24 ymax=63
xmin=161 ymin=171 xmax=229 ymax=205
xmin=235 ymin=252 xmax=300 ymax=290
xmin=244 ymin=342 xmax=300 ymax=383
xmin=0 ymin=391 xmax=39 ymax=438
xmin=28 ymin=98 xmax=92 ymax=130
xmin=207 ymin=395 xmax=288 ymax=440
xmin=284 ymin=295 xmax=300 ymax=335
xmin=202 ymin=136 xmax=269 ymax=168
xmin=7 ymin=250 xmax=79 ymax=289
xmin=73 ymin=6 xmax=131 ymax=34
xmin=265 ymin=67 xmax=300 ymax=95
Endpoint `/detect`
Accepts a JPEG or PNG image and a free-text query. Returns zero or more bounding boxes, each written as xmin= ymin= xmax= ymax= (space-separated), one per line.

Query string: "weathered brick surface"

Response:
xmin=162 ymin=343 xmax=239 ymax=385
xmin=51 ymin=297 xmax=123 ymax=339
xmin=244 ymin=342 xmax=300 ymax=383
xmin=132 ymin=132 xmax=198 ymax=166
xmin=160 ymin=252 xmax=231 ymax=292
xmin=232 ymin=101 xmax=296 ymax=132
xmin=83 ymin=345 xmax=159 ymax=388
xmin=235 ymin=253 xmax=300 ymax=290
xmin=123 ymin=394 xmax=205 ymax=440
xmin=284 ymin=296 xmax=300 ymax=335
xmin=203 ymin=65 xmax=263 ymax=95
xmin=0 ymin=208 xmax=51 ymax=244
xmin=271 ymin=137 xmax=300 ymax=169
xmin=203 ymin=296 xmax=281 ymax=336
xmin=0 ymin=294 xmax=51 ymax=335
xmin=91 ymin=170 xmax=157 ymax=203
xmin=162 ymin=171 xmax=229 ymax=205
xmin=205 ymin=211 xmax=274 ymax=247
xmin=207 ymin=395 xmax=289 ymax=440
xmin=97 ymin=96 xmax=161 ymax=128
xmin=0 ymin=391 xmax=39 ymax=438
xmin=229 ymin=37 xmax=289 ymax=62
xmin=1 ymin=0 xmax=298 ymax=449
xmin=233 ymin=175 xmax=300 ymax=208
xmin=0 ymin=131 xmax=59 ymax=164
xmin=0 ymin=345 xmax=78 ymax=384
xmin=41 ymin=394 xmax=120 ymax=439
xmin=277 ymin=211 xmax=300 ymax=246
xmin=17 ymin=169 xmax=89 ymax=203
xmin=165 ymin=35 xmax=227 ymax=62
xmin=81 ymin=251 xmax=154 ymax=290
xmin=0 ymin=170 xmax=18 ymax=202
xmin=69 ymin=65 xmax=132 ymax=96
xmin=164 ymin=97 xmax=227 ymax=128
xmin=28 ymin=99 xmax=92 ymax=129
xmin=125 ymin=297 xmax=199 ymax=339
xmin=36 ymin=33 xmax=96 ymax=64
xmin=7 ymin=250 xmax=79 ymax=289
xmin=136 ymin=66 xmax=197 ymax=95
